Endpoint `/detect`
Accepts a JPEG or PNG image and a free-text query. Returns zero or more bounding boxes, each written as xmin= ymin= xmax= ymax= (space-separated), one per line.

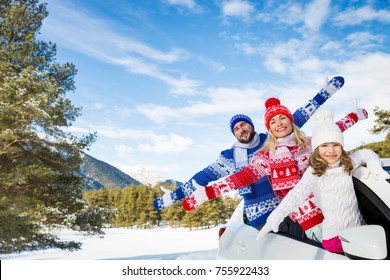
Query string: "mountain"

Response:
xmin=127 ymin=168 xmax=184 ymax=188
xmin=127 ymin=166 xmax=165 ymax=187
xmin=160 ymin=179 xmax=184 ymax=188
xmin=82 ymin=153 xmax=141 ymax=190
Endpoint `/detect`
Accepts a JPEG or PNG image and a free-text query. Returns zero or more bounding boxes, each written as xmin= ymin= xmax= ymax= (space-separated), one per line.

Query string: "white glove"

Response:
xmin=256 ymin=223 xmax=272 ymax=241
xmin=159 ymin=185 xmax=173 ymax=206
xmin=182 ymin=180 xmax=208 ymax=211
xmin=322 ymin=76 xmax=339 ymax=95
xmin=352 ymin=100 xmax=368 ymax=120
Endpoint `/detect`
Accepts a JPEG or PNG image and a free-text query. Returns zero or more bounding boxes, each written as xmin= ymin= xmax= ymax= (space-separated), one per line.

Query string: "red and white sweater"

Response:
xmin=203 ymin=136 xmax=324 ymax=231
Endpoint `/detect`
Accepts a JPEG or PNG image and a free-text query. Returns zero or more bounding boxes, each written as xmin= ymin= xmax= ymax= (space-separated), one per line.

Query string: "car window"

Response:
xmin=383 ymin=165 xmax=390 ymax=176
xmin=353 ymin=177 xmax=390 ymax=231
xmin=353 ymin=177 xmax=390 ymax=259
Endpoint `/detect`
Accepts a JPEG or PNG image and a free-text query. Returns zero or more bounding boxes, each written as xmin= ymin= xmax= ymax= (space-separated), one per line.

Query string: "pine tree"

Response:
xmin=162 ymin=201 xmax=185 ymax=228
xmin=114 ymin=186 xmax=137 ymax=227
xmin=369 ymin=107 xmax=390 ymax=135
xmin=146 ymin=191 xmax=158 ymax=227
xmin=0 ymin=0 xmax=97 ymax=253
xmin=350 ymin=107 xmax=390 ymax=158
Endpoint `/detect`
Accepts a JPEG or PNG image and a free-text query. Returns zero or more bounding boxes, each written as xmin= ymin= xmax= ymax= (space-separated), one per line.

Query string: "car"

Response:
xmin=217 ymin=160 xmax=390 ymax=260
xmin=381 ymin=158 xmax=390 ymax=174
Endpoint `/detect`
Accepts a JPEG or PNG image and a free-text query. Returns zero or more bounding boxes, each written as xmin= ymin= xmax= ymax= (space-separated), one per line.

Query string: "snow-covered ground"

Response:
xmin=0 ymin=226 xmax=219 ymax=260
xmin=2 ymin=226 xmax=387 ymax=280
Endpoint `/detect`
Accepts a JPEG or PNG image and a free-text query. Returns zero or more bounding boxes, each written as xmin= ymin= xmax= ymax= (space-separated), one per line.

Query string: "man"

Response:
xmin=154 ymin=76 xmax=366 ymax=229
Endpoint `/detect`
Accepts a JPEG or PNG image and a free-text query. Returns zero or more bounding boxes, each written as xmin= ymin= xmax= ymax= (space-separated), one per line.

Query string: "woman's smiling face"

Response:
xmin=269 ymin=114 xmax=293 ymax=138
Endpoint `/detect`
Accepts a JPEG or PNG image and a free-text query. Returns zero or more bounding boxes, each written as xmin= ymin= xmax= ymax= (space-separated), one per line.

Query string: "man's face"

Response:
xmin=233 ymin=121 xmax=255 ymax=143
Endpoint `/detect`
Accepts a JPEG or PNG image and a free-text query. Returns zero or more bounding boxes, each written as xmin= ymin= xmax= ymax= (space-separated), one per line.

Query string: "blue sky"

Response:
xmin=39 ymin=0 xmax=390 ymax=183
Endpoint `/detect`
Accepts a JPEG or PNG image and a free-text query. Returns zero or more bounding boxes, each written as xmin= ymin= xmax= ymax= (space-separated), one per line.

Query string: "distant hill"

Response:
xmin=159 ymin=179 xmax=184 ymax=188
xmin=82 ymin=153 xmax=141 ymax=190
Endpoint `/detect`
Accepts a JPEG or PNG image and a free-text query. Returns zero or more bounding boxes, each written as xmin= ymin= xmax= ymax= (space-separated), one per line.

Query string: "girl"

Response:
xmin=256 ymin=108 xmax=389 ymax=253
xmin=182 ymin=97 xmax=369 ymax=241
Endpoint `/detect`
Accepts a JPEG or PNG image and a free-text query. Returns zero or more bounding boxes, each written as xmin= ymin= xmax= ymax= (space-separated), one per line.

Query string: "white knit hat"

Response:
xmin=311 ymin=108 xmax=344 ymax=151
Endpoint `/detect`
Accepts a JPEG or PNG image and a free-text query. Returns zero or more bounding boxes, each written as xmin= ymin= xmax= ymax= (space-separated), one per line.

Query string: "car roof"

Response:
xmin=381 ymin=158 xmax=390 ymax=167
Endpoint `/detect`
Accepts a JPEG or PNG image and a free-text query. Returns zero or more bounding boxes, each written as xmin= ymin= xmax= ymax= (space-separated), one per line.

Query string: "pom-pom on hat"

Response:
xmin=229 ymin=114 xmax=254 ymax=134
xmin=311 ymin=108 xmax=344 ymax=151
xmin=264 ymin=97 xmax=294 ymax=130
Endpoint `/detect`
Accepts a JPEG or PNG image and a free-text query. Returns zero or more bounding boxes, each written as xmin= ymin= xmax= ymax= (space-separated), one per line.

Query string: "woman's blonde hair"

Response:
xmin=260 ymin=123 xmax=309 ymax=153
xmin=309 ymin=148 xmax=353 ymax=176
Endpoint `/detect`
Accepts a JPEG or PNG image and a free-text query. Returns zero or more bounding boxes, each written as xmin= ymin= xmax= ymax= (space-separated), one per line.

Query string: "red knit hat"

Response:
xmin=264 ymin=97 xmax=294 ymax=130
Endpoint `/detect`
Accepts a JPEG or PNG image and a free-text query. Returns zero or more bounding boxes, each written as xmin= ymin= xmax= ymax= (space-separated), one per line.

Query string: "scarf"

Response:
xmin=232 ymin=133 xmax=260 ymax=168
xmin=269 ymin=133 xmax=324 ymax=230
xmin=232 ymin=133 xmax=260 ymax=195
xmin=269 ymin=133 xmax=301 ymax=200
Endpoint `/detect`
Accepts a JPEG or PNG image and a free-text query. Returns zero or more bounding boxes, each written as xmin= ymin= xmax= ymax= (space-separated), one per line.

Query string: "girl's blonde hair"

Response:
xmin=260 ymin=123 xmax=309 ymax=153
xmin=309 ymin=148 xmax=353 ymax=176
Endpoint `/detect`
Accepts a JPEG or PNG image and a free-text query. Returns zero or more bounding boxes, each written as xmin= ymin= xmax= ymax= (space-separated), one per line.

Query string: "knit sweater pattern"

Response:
xmin=191 ymin=132 xmax=279 ymax=228
xmin=208 ymin=138 xmax=325 ymax=231
xmin=266 ymin=163 xmax=365 ymax=240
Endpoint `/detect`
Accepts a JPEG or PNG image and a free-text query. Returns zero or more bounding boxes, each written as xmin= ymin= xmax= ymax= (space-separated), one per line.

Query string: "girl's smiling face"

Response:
xmin=318 ymin=142 xmax=343 ymax=164
xmin=269 ymin=114 xmax=293 ymax=138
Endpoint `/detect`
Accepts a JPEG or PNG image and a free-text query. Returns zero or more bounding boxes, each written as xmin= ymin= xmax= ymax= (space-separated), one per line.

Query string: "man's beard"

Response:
xmin=239 ymin=130 xmax=255 ymax=144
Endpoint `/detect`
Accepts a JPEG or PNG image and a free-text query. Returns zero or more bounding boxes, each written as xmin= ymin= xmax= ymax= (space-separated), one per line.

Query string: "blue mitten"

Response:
xmin=293 ymin=76 xmax=345 ymax=125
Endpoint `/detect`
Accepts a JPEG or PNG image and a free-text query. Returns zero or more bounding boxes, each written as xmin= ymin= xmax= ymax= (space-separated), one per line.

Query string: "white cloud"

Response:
xmin=94 ymin=127 xmax=155 ymax=140
xmin=72 ymin=124 xmax=194 ymax=154
xmin=221 ymin=0 xmax=254 ymax=19
xmin=136 ymin=86 xmax=268 ymax=124
xmin=114 ymin=145 xmax=135 ymax=158
xmin=303 ymin=0 xmax=330 ymax=31
xmin=93 ymin=103 xmax=106 ymax=109
xmin=234 ymin=42 xmax=258 ymax=55
xmin=264 ymin=57 xmax=288 ymax=74
xmin=114 ymin=107 xmax=133 ymax=119
xmin=260 ymin=39 xmax=318 ymax=75
xmin=275 ymin=2 xmax=304 ymax=26
xmin=320 ymin=41 xmax=344 ymax=52
xmin=333 ymin=6 xmax=390 ymax=26
xmin=164 ymin=0 xmax=202 ymax=12
xmin=346 ymin=32 xmax=384 ymax=49
xmin=138 ymin=133 xmax=193 ymax=153
xmin=266 ymin=0 xmax=330 ymax=32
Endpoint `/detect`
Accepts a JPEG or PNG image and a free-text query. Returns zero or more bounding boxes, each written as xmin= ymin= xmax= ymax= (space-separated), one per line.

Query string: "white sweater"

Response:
xmin=266 ymin=150 xmax=373 ymax=241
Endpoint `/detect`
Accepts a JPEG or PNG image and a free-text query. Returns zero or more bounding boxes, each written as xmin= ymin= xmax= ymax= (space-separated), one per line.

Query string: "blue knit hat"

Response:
xmin=229 ymin=114 xmax=254 ymax=134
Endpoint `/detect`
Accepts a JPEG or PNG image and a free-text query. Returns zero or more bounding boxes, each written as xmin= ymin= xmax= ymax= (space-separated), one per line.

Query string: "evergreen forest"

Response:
xmin=83 ymin=183 xmax=241 ymax=230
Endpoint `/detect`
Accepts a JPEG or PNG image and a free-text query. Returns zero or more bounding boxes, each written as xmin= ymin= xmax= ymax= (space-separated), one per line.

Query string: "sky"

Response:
xmin=37 ymin=0 xmax=390 ymax=183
